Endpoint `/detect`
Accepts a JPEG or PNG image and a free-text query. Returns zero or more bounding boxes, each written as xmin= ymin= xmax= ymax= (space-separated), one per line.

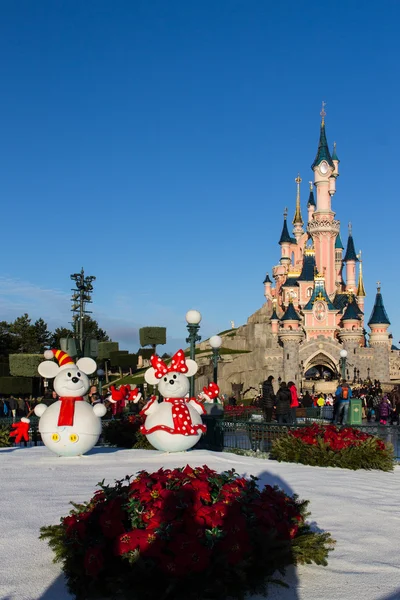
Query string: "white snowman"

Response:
xmin=140 ymin=350 xmax=212 ymax=452
xmin=31 ymin=349 xmax=106 ymax=456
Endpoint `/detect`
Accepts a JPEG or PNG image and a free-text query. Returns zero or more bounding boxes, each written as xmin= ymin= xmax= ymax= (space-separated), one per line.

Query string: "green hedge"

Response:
xmin=139 ymin=327 xmax=166 ymax=347
xmin=116 ymin=354 xmax=138 ymax=370
xmin=138 ymin=348 xmax=153 ymax=359
xmin=0 ymin=376 xmax=33 ymax=394
xmin=98 ymin=342 xmax=119 ymax=360
xmin=9 ymin=354 xmax=43 ymax=377
xmin=109 ymin=350 xmax=129 ymax=366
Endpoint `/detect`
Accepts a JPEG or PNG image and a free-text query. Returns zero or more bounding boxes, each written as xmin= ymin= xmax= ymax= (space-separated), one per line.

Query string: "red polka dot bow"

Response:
xmin=151 ymin=349 xmax=188 ymax=379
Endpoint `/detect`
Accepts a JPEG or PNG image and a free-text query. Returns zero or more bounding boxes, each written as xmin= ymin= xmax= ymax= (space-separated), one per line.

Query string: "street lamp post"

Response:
xmin=339 ymin=349 xmax=348 ymax=381
xmin=209 ymin=335 xmax=222 ymax=384
xmin=185 ymin=310 xmax=202 ymax=397
xmin=96 ymin=368 xmax=105 ymax=396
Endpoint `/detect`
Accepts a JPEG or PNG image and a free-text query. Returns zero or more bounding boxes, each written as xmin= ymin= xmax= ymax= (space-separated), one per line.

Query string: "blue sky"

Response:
xmin=0 ymin=0 xmax=399 ymax=352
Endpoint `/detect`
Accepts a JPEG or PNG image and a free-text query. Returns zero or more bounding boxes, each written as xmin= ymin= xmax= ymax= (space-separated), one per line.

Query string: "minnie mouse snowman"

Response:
xmin=139 ymin=350 xmax=219 ymax=452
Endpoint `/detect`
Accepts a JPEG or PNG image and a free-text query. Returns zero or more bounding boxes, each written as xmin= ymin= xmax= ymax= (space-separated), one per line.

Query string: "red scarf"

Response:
xmin=57 ymin=396 xmax=84 ymax=427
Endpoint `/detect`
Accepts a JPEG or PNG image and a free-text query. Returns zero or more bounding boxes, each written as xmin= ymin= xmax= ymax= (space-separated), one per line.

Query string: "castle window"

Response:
xmin=307 ymin=287 xmax=313 ymax=297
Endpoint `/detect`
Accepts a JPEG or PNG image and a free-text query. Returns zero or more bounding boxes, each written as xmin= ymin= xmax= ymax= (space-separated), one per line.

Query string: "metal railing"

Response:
xmin=2 ymin=415 xmax=399 ymax=460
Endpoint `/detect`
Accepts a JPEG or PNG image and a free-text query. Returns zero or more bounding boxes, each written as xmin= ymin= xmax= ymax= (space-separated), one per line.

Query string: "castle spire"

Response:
xmin=292 ymin=173 xmax=303 ymax=225
xmin=343 ymin=223 xmax=359 ymax=262
xmin=356 ymin=251 xmax=366 ymax=297
xmin=311 ymin=102 xmax=335 ymax=169
xmin=279 ymin=207 xmax=292 ymax=244
xmin=332 ymin=141 xmax=340 ymax=162
xmin=368 ymin=284 xmax=390 ymax=326
xmin=307 ymin=181 xmax=316 ymax=207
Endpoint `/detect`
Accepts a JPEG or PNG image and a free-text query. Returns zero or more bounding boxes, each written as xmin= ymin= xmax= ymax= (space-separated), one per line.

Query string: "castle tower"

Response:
xmin=368 ymin=284 xmax=391 ymax=382
xmin=278 ymin=300 xmax=303 ymax=385
xmin=279 ymin=208 xmax=292 ymax=266
xmin=307 ymin=181 xmax=316 ymax=223
xmin=307 ymin=104 xmax=340 ymax=296
xmin=270 ymin=299 xmax=279 ymax=336
xmin=263 ymin=273 xmax=272 ymax=302
xmin=343 ymin=223 xmax=358 ymax=292
xmin=356 ymin=250 xmax=366 ymax=328
xmin=292 ymin=173 xmax=304 ymax=242
xmin=335 ymin=232 xmax=344 ymax=288
xmin=338 ymin=296 xmax=364 ymax=366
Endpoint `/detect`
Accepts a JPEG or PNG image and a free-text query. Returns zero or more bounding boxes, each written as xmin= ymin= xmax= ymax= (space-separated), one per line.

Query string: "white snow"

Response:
xmin=0 ymin=446 xmax=399 ymax=600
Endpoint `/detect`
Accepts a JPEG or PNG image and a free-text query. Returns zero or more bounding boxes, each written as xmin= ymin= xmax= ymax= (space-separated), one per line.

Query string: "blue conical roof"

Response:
xmin=263 ymin=273 xmax=272 ymax=284
xmin=311 ymin=123 xmax=334 ymax=170
xmin=343 ymin=233 xmax=358 ymax=262
xmin=335 ymin=233 xmax=344 ymax=250
xmin=307 ymin=189 xmax=316 ymax=207
xmin=368 ymin=288 xmax=391 ymax=326
xmin=298 ymin=252 xmax=316 ymax=281
xmin=279 ymin=216 xmax=292 ymax=244
xmin=270 ymin=305 xmax=279 ymax=320
xmin=332 ymin=141 xmax=340 ymax=162
xmin=342 ymin=297 xmax=361 ymax=321
xmin=281 ymin=301 xmax=301 ymax=321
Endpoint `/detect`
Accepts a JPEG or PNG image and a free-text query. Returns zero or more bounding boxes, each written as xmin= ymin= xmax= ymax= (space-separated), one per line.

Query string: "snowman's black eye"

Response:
xmin=164 ymin=377 xmax=167 ymax=382
xmin=173 ymin=374 xmax=177 ymax=379
xmin=77 ymin=372 xmax=81 ymax=378
xmin=67 ymin=372 xmax=72 ymax=378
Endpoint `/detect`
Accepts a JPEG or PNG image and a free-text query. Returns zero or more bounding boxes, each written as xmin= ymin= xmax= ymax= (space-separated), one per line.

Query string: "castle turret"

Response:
xmin=263 ymin=273 xmax=272 ymax=302
xmin=270 ymin=299 xmax=279 ymax=336
xmin=335 ymin=231 xmax=344 ymax=287
xmin=332 ymin=141 xmax=340 ymax=177
xmin=292 ymin=173 xmax=304 ymax=242
xmin=307 ymin=181 xmax=316 ymax=223
xmin=308 ymin=104 xmax=340 ymax=295
xmin=368 ymin=284 xmax=391 ymax=382
xmin=343 ymin=223 xmax=358 ymax=291
xmin=279 ymin=208 xmax=292 ymax=265
xmin=356 ymin=250 xmax=366 ymax=327
xmin=278 ymin=299 xmax=303 ymax=385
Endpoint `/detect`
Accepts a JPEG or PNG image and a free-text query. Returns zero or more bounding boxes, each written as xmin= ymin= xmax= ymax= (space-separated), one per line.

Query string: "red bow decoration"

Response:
xmin=151 ymin=349 xmax=188 ymax=379
xmin=58 ymin=397 xmax=83 ymax=426
xmin=203 ymin=382 xmax=220 ymax=400
xmin=127 ymin=388 xmax=141 ymax=403
xmin=9 ymin=418 xmax=30 ymax=444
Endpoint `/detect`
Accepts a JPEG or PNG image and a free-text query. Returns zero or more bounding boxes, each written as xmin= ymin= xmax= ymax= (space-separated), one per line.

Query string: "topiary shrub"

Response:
xmin=40 ymin=466 xmax=334 ymax=600
xmin=102 ymin=415 xmax=144 ymax=448
xmin=270 ymin=424 xmax=394 ymax=471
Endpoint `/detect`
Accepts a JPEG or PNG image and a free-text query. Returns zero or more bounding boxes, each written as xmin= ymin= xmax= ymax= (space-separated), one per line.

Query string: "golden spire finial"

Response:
xmin=309 ymin=180 xmax=313 ymax=191
xmin=357 ymin=253 xmax=366 ymax=297
xmin=292 ymin=173 xmax=303 ymax=226
xmin=320 ymin=101 xmax=326 ymax=125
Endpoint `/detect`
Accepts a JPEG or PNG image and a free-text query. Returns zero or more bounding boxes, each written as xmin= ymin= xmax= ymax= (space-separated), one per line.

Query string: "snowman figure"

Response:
xmin=12 ymin=349 xmax=107 ymax=457
xmin=140 ymin=350 xmax=215 ymax=452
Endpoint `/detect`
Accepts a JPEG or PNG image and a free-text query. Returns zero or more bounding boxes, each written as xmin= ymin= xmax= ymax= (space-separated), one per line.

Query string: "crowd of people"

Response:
xmin=249 ymin=377 xmax=400 ymax=426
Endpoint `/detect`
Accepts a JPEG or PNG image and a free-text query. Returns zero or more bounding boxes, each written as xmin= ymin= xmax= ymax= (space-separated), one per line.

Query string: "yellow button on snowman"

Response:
xmin=32 ymin=349 xmax=107 ymax=456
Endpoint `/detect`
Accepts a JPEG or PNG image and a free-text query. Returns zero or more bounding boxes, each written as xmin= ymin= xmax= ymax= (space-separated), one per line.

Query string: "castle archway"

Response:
xmin=303 ymin=351 xmax=339 ymax=381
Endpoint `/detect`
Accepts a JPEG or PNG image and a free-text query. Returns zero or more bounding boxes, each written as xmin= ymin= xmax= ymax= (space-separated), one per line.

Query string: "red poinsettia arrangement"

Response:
xmin=102 ymin=414 xmax=145 ymax=448
xmin=40 ymin=465 xmax=334 ymax=600
xmin=271 ymin=423 xmax=393 ymax=471
xmin=289 ymin=423 xmax=386 ymax=452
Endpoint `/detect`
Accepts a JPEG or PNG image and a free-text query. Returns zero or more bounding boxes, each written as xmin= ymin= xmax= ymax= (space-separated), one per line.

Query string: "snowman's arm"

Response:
xmin=140 ymin=395 xmax=158 ymax=416
xmin=34 ymin=403 xmax=48 ymax=418
xmin=188 ymin=398 xmax=206 ymax=415
xmin=93 ymin=404 xmax=107 ymax=418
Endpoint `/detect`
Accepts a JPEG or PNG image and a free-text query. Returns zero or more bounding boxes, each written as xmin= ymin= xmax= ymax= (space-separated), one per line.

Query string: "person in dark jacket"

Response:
xmin=379 ymin=397 xmax=392 ymax=425
xmin=275 ymin=381 xmax=291 ymax=424
xmin=301 ymin=391 xmax=313 ymax=408
xmin=262 ymin=375 xmax=275 ymax=422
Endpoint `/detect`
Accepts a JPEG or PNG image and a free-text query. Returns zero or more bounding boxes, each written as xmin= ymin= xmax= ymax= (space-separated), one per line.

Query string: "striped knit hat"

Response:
xmin=44 ymin=349 xmax=75 ymax=368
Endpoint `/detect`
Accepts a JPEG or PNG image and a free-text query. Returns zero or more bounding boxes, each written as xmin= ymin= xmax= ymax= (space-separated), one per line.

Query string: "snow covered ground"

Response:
xmin=0 ymin=446 xmax=399 ymax=600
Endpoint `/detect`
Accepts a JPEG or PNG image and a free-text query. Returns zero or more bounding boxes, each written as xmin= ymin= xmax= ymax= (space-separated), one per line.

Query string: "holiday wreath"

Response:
xmin=40 ymin=465 xmax=334 ymax=600
xmin=270 ymin=424 xmax=394 ymax=471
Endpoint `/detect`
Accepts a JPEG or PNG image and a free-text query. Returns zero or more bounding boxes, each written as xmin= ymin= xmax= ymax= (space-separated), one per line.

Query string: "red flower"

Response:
xmin=84 ymin=546 xmax=104 ymax=577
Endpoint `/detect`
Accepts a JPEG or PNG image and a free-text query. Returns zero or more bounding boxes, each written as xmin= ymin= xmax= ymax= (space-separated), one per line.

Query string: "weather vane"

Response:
xmin=320 ymin=101 xmax=326 ymax=124
xmin=376 ymin=280 xmax=381 ymax=292
xmin=348 ymin=221 xmax=352 ymax=234
xmin=284 ymin=206 xmax=288 ymax=218
xmin=309 ymin=180 xmax=313 ymax=191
